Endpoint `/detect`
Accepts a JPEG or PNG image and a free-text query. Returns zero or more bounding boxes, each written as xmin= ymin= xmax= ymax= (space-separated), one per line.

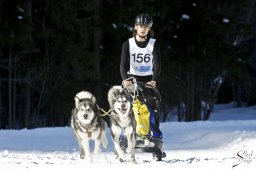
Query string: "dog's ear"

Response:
xmin=90 ymin=95 xmax=96 ymax=105
xmin=108 ymin=86 xmax=122 ymax=107
xmin=74 ymin=96 xmax=80 ymax=108
xmin=107 ymin=89 xmax=114 ymax=107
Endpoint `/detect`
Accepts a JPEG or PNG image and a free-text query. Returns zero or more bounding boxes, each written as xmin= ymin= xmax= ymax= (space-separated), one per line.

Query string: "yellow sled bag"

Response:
xmin=132 ymin=97 xmax=150 ymax=137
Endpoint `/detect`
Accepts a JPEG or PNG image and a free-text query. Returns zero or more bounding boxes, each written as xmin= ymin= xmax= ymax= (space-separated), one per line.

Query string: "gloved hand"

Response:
xmin=122 ymin=79 xmax=133 ymax=87
xmin=146 ymin=80 xmax=156 ymax=88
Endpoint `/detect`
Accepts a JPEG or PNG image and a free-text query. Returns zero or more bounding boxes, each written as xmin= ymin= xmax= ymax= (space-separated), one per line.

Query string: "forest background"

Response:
xmin=0 ymin=0 xmax=255 ymax=129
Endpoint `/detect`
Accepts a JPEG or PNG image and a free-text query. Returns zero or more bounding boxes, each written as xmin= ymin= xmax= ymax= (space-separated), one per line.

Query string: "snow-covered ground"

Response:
xmin=0 ymin=103 xmax=256 ymax=170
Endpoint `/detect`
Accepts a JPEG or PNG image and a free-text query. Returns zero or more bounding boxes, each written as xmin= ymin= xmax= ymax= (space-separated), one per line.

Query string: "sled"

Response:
xmin=119 ymin=135 xmax=166 ymax=161
xmin=120 ymin=77 xmax=166 ymax=161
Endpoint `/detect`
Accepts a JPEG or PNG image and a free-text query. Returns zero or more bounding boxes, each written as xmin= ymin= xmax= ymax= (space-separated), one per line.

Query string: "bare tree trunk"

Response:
xmin=0 ymin=0 xmax=2 ymax=21
xmin=177 ymin=66 xmax=186 ymax=121
xmin=13 ymin=55 xmax=17 ymax=128
xmin=191 ymin=69 xmax=195 ymax=120
xmin=8 ymin=44 xmax=12 ymax=129
xmin=0 ymin=82 xmax=2 ymax=128
xmin=186 ymin=72 xmax=191 ymax=121
xmin=93 ymin=0 xmax=102 ymax=80
xmin=23 ymin=0 xmax=32 ymax=128
xmin=187 ymin=69 xmax=200 ymax=121
xmin=185 ymin=43 xmax=202 ymax=121
xmin=247 ymin=0 xmax=255 ymax=24
xmin=93 ymin=0 xmax=103 ymax=106
xmin=24 ymin=0 xmax=32 ymax=29
xmin=24 ymin=73 xmax=31 ymax=127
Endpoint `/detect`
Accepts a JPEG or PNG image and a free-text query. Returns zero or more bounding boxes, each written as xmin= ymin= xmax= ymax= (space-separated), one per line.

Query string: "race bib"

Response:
xmin=128 ymin=38 xmax=155 ymax=76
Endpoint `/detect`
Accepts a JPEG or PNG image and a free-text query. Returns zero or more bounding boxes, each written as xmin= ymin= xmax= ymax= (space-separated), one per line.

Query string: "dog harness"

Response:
xmin=128 ymin=37 xmax=155 ymax=76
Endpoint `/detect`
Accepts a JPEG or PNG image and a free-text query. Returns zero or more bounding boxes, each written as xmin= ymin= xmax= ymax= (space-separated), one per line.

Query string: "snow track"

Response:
xmin=1 ymin=105 xmax=256 ymax=170
xmin=1 ymin=150 xmax=255 ymax=170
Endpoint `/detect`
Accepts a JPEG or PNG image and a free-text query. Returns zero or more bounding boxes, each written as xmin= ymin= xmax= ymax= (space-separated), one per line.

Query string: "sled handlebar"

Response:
xmin=123 ymin=77 xmax=155 ymax=89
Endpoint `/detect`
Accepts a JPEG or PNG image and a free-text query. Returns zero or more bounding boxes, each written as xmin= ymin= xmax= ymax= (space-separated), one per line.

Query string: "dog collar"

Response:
xmin=87 ymin=131 xmax=92 ymax=137
xmin=82 ymin=128 xmax=92 ymax=137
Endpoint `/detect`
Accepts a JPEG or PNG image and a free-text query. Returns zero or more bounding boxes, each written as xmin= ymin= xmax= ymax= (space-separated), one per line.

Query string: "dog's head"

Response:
xmin=108 ymin=86 xmax=133 ymax=118
xmin=73 ymin=91 xmax=97 ymax=124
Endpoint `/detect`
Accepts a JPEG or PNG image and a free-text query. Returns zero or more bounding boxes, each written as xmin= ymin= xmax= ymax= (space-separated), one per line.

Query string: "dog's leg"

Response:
xmin=93 ymin=138 xmax=101 ymax=155
xmin=71 ymin=118 xmax=85 ymax=159
xmin=73 ymin=132 xmax=85 ymax=159
xmin=124 ymin=126 xmax=133 ymax=154
xmin=78 ymin=139 xmax=85 ymax=159
xmin=81 ymin=139 xmax=91 ymax=160
xmin=111 ymin=124 xmax=125 ymax=160
xmin=125 ymin=126 xmax=136 ymax=162
xmin=101 ymin=128 xmax=108 ymax=148
xmin=129 ymin=134 xmax=136 ymax=163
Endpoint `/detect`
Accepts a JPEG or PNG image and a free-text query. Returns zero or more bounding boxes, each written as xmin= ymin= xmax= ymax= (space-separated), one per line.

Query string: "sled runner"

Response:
xmin=120 ymin=77 xmax=166 ymax=161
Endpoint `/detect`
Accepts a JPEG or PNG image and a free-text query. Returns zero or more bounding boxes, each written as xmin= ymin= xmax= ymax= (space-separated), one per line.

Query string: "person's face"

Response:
xmin=135 ymin=24 xmax=150 ymax=37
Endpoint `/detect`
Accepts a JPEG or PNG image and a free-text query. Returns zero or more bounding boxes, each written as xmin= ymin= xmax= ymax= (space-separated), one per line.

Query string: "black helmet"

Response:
xmin=135 ymin=13 xmax=153 ymax=27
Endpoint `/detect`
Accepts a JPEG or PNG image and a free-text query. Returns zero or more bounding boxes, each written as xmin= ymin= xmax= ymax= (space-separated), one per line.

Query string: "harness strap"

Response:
xmin=98 ymin=107 xmax=112 ymax=117
xmin=87 ymin=131 xmax=92 ymax=138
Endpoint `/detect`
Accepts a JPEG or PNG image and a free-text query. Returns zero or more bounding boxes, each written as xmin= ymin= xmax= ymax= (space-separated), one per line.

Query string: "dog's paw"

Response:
xmin=114 ymin=152 xmax=125 ymax=161
xmin=93 ymin=149 xmax=100 ymax=155
xmin=119 ymin=158 xmax=125 ymax=162
xmin=126 ymin=147 xmax=132 ymax=154
xmin=80 ymin=154 xmax=85 ymax=159
xmin=114 ymin=154 xmax=119 ymax=159
xmin=83 ymin=156 xmax=92 ymax=163
xmin=119 ymin=152 xmax=125 ymax=160
xmin=128 ymin=157 xmax=136 ymax=163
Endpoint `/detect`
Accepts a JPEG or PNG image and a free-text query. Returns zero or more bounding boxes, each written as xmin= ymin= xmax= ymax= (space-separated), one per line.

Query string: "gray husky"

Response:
xmin=71 ymin=91 xmax=108 ymax=160
xmin=108 ymin=86 xmax=136 ymax=162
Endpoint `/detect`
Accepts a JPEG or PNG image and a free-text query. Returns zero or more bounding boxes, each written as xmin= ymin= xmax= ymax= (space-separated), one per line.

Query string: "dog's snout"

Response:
xmin=121 ymin=103 xmax=125 ymax=108
xmin=83 ymin=114 xmax=88 ymax=119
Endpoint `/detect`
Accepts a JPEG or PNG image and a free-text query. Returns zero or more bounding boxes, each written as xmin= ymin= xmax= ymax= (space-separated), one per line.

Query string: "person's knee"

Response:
xmin=143 ymin=88 xmax=160 ymax=110
xmin=146 ymin=96 xmax=159 ymax=110
xmin=153 ymin=88 xmax=161 ymax=102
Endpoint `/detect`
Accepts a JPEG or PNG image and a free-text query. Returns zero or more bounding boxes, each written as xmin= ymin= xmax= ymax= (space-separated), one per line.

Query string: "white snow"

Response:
xmin=181 ymin=14 xmax=190 ymax=20
xmin=17 ymin=16 xmax=23 ymax=20
xmin=0 ymin=103 xmax=256 ymax=170
xmin=222 ymin=18 xmax=230 ymax=24
xmin=112 ymin=23 xmax=117 ymax=29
